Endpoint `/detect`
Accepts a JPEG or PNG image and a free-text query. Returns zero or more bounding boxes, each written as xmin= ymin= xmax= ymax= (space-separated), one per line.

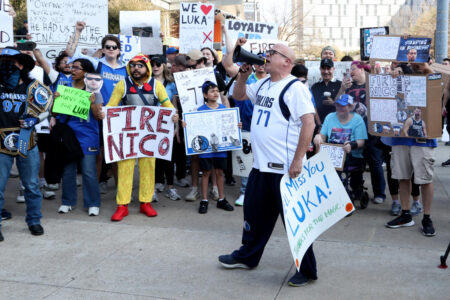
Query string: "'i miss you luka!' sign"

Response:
xmin=280 ymin=151 xmax=354 ymax=271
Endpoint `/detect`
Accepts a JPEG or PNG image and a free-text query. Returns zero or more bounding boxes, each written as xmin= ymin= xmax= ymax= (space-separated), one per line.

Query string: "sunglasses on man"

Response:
xmin=104 ymin=45 xmax=118 ymax=50
xmin=85 ymin=77 xmax=102 ymax=81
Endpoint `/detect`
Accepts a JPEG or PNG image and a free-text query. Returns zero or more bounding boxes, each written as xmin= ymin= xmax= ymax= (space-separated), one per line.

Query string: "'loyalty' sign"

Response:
xmin=179 ymin=2 xmax=215 ymax=53
xmin=103 ymin=106 xmax=175 ymax=164
xmin=226 ymin=19 xmax=278 ymax=41
xmin=118 ymin=35 xmax=141 ymax=63
xmin=52 ymin=85 xmax=91 ymax=120
xmin=281 ymin=151 xmax=353 ymax=270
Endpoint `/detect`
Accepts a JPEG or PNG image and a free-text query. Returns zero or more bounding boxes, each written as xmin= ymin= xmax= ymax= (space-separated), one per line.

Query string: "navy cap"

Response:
xmin=320 ymin=58 xmax=334 ymax=68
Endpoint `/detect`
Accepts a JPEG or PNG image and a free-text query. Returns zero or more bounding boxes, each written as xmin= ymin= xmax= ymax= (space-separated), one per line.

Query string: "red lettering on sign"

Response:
xmin=108 ymin=134 xmax=123 ymax=161
xmin=157 ymin=109 xmax=171 ymax=134
xmin=158 ymin=137 xmax=170 ymax=156
xmin=125 ymin=133 xmax=139 ymax=158
xmin=107 ymin=108 xmax=121 ymax=133
xmin=139 ymin=134 xmax=156 ymax=156
xmin=122 ymin=106 xmax=137 ymax=131
xmin=140 ymin=107 xmax=155 ymax=132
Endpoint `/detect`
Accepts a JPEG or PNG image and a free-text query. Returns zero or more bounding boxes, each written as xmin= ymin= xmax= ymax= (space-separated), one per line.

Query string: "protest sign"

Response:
xmin=360 ymin=27 xmax=389 ymax=61
xmin=366 ymin=73 xmax=443 ymax=138
xmin=27 ymin=0 xmax=108 ymax=48
xmin=305 ymin=61 xmax=352 ymax=85
xmin=281 ymin=150 xmax=354 ymax=271
xmin=179 ymin=2 xmax=215 ymax=53
xmin=242 ymin=39 xmax=287 ymax=54
xmin=119 ymin=11 xmax=162 ymax=55
xmin=319 ymin=143 xmax=346 ymax=171
xmin=226 ymin=19 xmax=278 ymax=41
xmin=0 ymin=0 xmax=14 ymax=47
xmin=183 ymin=108 xmax=242 ymax=156
xmin=173 ymin=67 xmax=217 ymax=113
xmin=103 ymin=106 xmax=175 ymax=164
xmin=232 ymin=132 xmax=253 ymax=177
xmin=52 ymin=85 xmax=91 ymax=120
xmin=118 ymin=35 xmax=141 ymax=63
xmin=369 ymin=35 xmax=431 ymax=63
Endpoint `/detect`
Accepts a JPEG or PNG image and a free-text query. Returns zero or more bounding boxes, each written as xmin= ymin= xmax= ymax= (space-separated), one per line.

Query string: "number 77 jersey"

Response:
xmin=246 ymin=75 xmax=315 ymax=174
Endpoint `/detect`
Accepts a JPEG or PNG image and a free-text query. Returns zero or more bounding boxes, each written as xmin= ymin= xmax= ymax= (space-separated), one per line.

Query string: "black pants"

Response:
xmin=173 ymin=138 xmax=187 ymax=180
xmin=155 ymin=158 xmax=174 ymax=186
xmin=340 ymin=155 xmax=364 ymax=201
xmin=232 ymin=169 xmax=317 ymax=279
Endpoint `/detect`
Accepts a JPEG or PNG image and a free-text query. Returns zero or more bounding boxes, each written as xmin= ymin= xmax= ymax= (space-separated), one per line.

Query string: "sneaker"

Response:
xmin=386 ymin=214 xmax=415 ymax=228
xmin=390 ymin=202 xmax=402 ymax=216
xmin=111 ymin=205 xmax=128 ymax=221
xmin=152 ymin=193 xmax=159 ymax=202
xmin=185 ymin=187 xmax=199 ymax=201
xmin=209 ymin=186 xmax=219 ymax=201
xmin=47 ymin=183 xmax=59 ymax=191
xmin=174 ymin=178 xmax=190 ymax=187
xmin=41 ymin=188 xmax=55 ymax=200
xmin=235 ymin=194 xmax=245 ymax=206
xmin=166 ymin=188 xmax=181 ymax=201
xmin=217 ymin=199 xmax=234 ymax=211
xmin=9 ymin=168 xmax=19 ymax=178
xmin=225 ymin=177 xmax=236 ymax=186
xmin=140 ymin=202 xmax=157 ymax=217
xmin=99 ymin=181 xmax=108 ymax=194
xmin=76 ymin=177 xmax=81 ymax=187
xmin=218 ymin=254 xmax=250 ymax=269
xmin=372 ymin=196 xmax=385 ymax=204
xmin=410 ymin=201 xmax=423 ymax=216
xmin=58 ymin=205 xmax=72 ymax=214
xmin=421 ymin=218 xmax=436 ymax=236
xmin=88 ymin=207 xmax=100 ymax=216
xmin=199 ymin=200 xmax=208 ymax=214
xmin=155 ymin=183 xmax=165 ymax=193
xmin=442 ymin=158 xmax=450 ymax=166
xmin=1 ymin=209 xmax=12 ymax=220
xmin=288 ymin=272 xmax=310 ymax=287
xmin=16 ymin=189 xmax=25 ymax=203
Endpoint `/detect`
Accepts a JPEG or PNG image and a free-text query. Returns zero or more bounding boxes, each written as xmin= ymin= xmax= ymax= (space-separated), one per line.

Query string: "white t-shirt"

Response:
xmin=246 ymin=75 xmax=315 ymax=174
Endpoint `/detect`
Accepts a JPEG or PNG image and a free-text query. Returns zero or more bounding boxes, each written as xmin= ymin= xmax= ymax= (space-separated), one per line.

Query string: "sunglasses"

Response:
xmin=86 ymin=77 xmax=102 ymax=81
xmin=130 ymin=63 xmax=146 ymax=69
xmin=151 ymin=61 xmax=162 ymax=67
xmin=71 ymin=66 xmax=84 ymax=71
xmin=267 ymin=49 xmax=290 ymax=61
xmin=104 ymin=45 xmax=118 ymax=50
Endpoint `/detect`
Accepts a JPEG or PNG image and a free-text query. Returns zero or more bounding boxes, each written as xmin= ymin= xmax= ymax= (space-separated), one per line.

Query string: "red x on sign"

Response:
xmin=203 ymin=31 xmax=212 ymax=43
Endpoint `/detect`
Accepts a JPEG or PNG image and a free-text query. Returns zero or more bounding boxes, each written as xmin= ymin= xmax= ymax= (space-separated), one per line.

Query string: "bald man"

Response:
xmin=218 ymin=38 xmax=318 ymax=287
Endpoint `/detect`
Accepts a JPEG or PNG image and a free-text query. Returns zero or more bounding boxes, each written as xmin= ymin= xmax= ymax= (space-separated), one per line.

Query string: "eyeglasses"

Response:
xmin=267 ymin=49 xmax=290 ymax=61
xmin=104 ymin=45 xmax=118 ymax=50
xmin=71 ymin=66 xmax=83 ymax=71
xmin=151 ymin=61 xmax=162 ymax=67
xmin=129 ymin=63 xmax=146 ymax=69
xmin=86 ymin=77 xmax=102 ymax=81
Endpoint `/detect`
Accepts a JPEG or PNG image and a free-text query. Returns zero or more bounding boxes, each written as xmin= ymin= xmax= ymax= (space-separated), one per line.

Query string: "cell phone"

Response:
xmin=17 ymin=41 xmax=36 ymax=51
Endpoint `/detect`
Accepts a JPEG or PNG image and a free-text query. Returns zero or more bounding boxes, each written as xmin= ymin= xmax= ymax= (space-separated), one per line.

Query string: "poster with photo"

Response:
xmin=369 ymin=35 xmax=431 ymax=63
xmin=360 ymin=26 xmax=389 ymax=61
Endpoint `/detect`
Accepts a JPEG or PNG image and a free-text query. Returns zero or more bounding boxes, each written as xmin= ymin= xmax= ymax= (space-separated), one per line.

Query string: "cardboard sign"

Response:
xmin=367 ymin=73 xmax=443 ymax=138
xmin=305 ymin=61 xmax=352 ymax=85
xmin=179 ymin=2 xmax=215 ymax=53
xmin=183 ymin=108 xmax=242 ymax=156
xmin=281 ymin=150 xmax=354 ymax=271
xmin=360 ymin=27 xmax=389 ymax=61
xmin=319 ymin=143 xmax=346 ymax=171
xmin=242 ymin=39 xmax=287 ymax=54
xmin=27 ymin=0 xmax=108 ymax=48
xmin=226 ymin=19 xmax=278 ymax=41
xmin=103 ymin=106 xmax=175 ymax=163
xmin=173 ymin=67 xmax=217 ymax=113
xmin=0 ymin=1 xmax=14 ymax=47
xmin=232 ymin=132 xmax=253 ymax=177
xmin=52 ymin=85 xmax=91 ymax=120
xmin=119 ymin=11 xmax=162 ymax=55
xmin=118 ymin=35 xmax=141 ymax=63
xmin=369 ymin=35 xmax=432 ymax=63
xmin=430 ymin=63 xmax=450 ymax=87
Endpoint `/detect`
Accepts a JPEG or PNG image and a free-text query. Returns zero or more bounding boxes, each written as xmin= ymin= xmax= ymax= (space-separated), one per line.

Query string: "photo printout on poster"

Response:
xmin=319 ymin=143 xmax=346 ymax=171
xmin=179 ymin=2 xmax=215 ymax=53
xmin=232 ymin=132 xmax=253 ymax=177
xmin=369 ymin=36 xmax=400 ymax=60
xmin=405 ymin=76 xmax=427 ymax=107
xmin=370 ymin=99 xmax=398 ymax=123
xmin=369 ymin=74 xmax=397 ymax=98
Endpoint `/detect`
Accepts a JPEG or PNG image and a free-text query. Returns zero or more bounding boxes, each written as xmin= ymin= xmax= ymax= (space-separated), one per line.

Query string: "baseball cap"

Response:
xmin=320 ymin=58 xmax=334 ymax=68
xmin=173 ymin=55 xmax=187 ymax=67
xmin=335 ymin=94 xmax=354 ymax=106
xmin=201 ymin=81 xmax=217 ymax=94
xmin=166 ymin=47 xmax=179 ymax=55
xmin=186 ymin=49 xmax=205 ymax=62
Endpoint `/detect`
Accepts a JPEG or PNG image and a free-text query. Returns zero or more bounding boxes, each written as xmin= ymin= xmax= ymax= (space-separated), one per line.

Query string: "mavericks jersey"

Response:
xmin=246 ymin=75 xmax=315 ymax=174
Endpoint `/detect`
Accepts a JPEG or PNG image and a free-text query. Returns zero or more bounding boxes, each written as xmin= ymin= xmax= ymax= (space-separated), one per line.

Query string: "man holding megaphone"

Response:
xmin=218 ymin=38 xmax=318 ymax=287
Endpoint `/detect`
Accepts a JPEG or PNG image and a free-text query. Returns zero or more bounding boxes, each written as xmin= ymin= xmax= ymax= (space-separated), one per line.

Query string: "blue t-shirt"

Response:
xmin=164 ymin=81 xmax=177 ymax=102
xmin=51 ymin=73 xmax=72 ymax=92
xmin=197 ymin=103 xmax=228 ymax=159
xmin=389 ymin=137 xmax=437 ymax=148
xmin=321 ymin=112 xmax=368 ymax=158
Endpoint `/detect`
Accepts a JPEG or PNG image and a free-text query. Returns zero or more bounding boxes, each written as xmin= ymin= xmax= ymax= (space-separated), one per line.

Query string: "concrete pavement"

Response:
xmin=0 ymin=143 xmax=449 ymax=299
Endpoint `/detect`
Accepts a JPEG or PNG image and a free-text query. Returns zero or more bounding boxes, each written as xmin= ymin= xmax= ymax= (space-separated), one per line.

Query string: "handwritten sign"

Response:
xmin=0 ymin=0 xmax=14 ymax=47
xmin=53 ymin=85 xmax=91 ymax=120
xmin=173 ymin=67 xmax=217 ymax=113
xmin=226 ymin=19 xmax=278 ymax=41
xmin=305 ymin=61 xmax=352 ymax=85
xmin=242 ymin=39 xmax=287 ymax=54
xmin=360 ymin=27 xmax=389 ymax=60
xmin=370 ymin=99 xmax=397 ymax=124
xmin=232 ymin=132 xmax=253 ymax=177
xmin=183 ymin=108 xmax=242 ymax=156
xmin=179 ymin=2 xmax=215 ymax=53
xmin=118 ymin=35 xmax=141 ymax=63
xmin=368 ymin=74 xmax=397 ymax=98
xmin=319 ymin=143 xmax=346 ymax=171
xmin=103 ymin=106 xmax=175 ymax=163
xmin=370 ymin=35 xmax=431 ymax=63
xmin=119 ymin=11 xmax=162 ymax=55
xmin=281 ymin=150 xmax=354 ymax=271
xmin=405 ymin=76 xmax=427 ymax=107
xmin=27 ymin=0 xmax=108 ymax=48
xmin=370 ymin=36 xmax=400 ymax=60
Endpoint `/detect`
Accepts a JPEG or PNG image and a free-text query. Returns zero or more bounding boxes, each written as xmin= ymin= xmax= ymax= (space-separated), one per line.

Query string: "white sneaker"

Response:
xmin=42 ymin=188 xmax=55 ymax=200
xmin=88 ymin=207 xmax=99 ymax=216
xmin=58 ymin=205 xmax=72 ymax=213
xmin=152 ymin=193 xmax=159 ymax=202
xmin=76 ymin=177 xmax=81 ymax=187
xmin=166 ymin=188 xmax=181 ymax=201
xmin=372 ymin=196 xmax=385 ymax=204
xmin=235 ymin=194 xmax=245 ymax=206
xmin=185 ymin=187 xmax=199 ymax=201
xmin=155 ymin=183 xmax=165 ymax=193
xmin=209 ymin=186 xmax=219 ymax=201
xmin=174 ymin=178 xmax=190 ymax=187
xmin=47 ymin=183 xmax=59 ymax=190
xmin=16 ymin=190 xmax=25 ymax=203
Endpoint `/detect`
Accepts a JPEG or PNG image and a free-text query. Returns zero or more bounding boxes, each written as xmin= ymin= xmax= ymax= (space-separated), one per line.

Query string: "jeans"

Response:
xmin=0 ymin=147 xmax=42 ymax=229
xmin=365 ymin=134 xmax=386 ymax=199
xmin=62 ymin=154 xmax=101 ymax=208
xmin=240 ymin=177 xmax=248 ymax=195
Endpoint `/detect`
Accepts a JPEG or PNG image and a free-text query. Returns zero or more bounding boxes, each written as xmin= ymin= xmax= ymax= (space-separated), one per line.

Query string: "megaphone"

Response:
xmin=233 ymin=46 xmax=266 ymax=66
